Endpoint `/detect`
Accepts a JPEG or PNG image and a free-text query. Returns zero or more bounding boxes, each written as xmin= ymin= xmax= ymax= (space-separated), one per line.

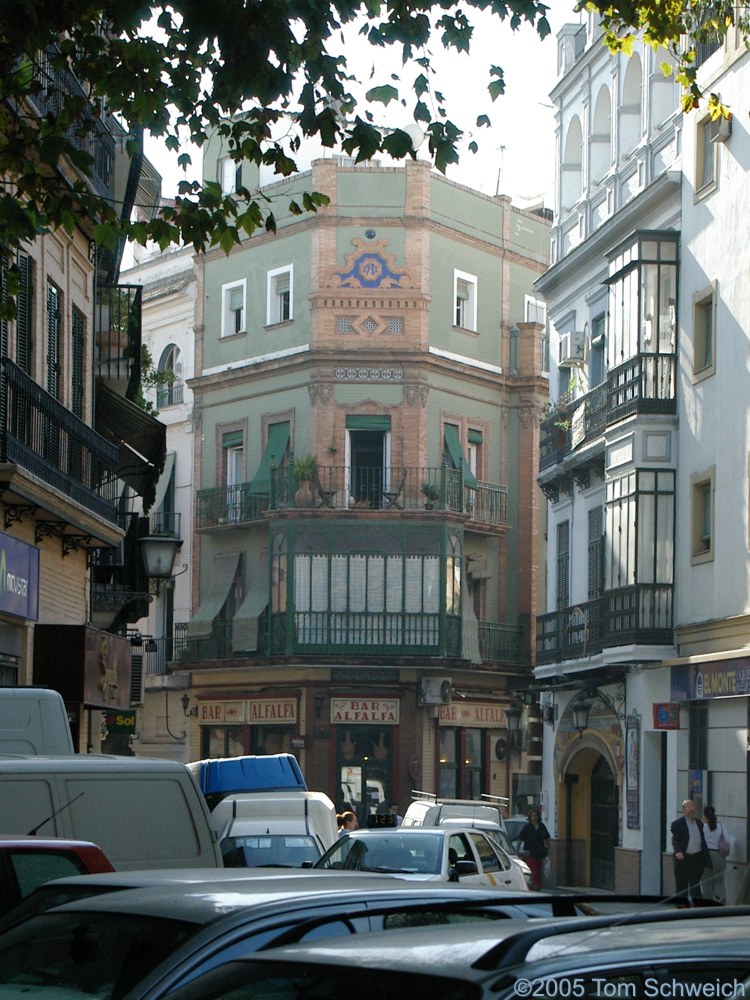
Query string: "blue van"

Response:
xmin=187 ymin=754 xmax=307 ymax=810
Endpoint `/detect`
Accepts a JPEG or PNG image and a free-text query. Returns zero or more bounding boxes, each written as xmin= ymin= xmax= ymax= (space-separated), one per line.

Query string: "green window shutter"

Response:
xmin=468 ymin=428 xmax=483 ymax=444
xmin=345 ymin=415 xmax=391 ymax=431
xmin=443 ymin=424 xmax=478 ymax=489
xmin=71 ymin=308 xmax=84 ymax=418
xmin=222 ymin=430 xmax=244 ymax=449
xmin=46 ymin=282 xmax=60 ymax=398
xmin=248 ymin=421 xmax=290 ymax=495
xmin=15 ymin=252 xmax=31 ymax=374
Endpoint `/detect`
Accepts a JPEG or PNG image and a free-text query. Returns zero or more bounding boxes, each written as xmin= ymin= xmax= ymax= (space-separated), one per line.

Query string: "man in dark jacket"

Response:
xmin=671 ymin=798 xmax=712 ymax=900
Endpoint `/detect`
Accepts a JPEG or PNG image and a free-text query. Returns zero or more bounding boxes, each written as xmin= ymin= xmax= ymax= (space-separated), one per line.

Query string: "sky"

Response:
xmin=144 ymin=3 xmax=582 ymax=209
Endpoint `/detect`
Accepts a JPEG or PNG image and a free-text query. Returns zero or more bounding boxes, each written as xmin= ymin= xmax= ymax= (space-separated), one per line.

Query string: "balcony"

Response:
xmin=539 ymin=353 xmax=676 ymax=474
xmin=197 ymin=466 xmax=508 ymax=530
xmin=167 ymin=616 xmax=523 ymax=669
xmin=0 ymin=357 xmax=119 ymax=524
xmin=536 ymin=584 xmax=673 ymax=665
xmin=26 ymin=45 xmax=115 ymax=200
xmin=95 ymin=285 xmax=142 ymax=398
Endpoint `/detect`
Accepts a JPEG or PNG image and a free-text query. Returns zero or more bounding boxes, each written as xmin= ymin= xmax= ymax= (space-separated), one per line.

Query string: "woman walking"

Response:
xmin=702 ymin=805 xmax=731 ymax=903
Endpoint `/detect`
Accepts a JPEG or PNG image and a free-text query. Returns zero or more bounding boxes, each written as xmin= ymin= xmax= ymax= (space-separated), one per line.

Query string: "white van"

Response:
xmin=0 ymin=689 xmax=74 ymax=755
xmin=212 ymin=791 xmax=338 ymax=868
xmin=0 ymin=755 xmax=222 ymax=870
xmin=401 ymin=792 xmax=509 ymax=831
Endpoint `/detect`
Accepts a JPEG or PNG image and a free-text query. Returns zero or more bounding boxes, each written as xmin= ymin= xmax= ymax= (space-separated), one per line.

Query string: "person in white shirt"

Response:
xmin=702 ymin=804 xmax=731 ymax=903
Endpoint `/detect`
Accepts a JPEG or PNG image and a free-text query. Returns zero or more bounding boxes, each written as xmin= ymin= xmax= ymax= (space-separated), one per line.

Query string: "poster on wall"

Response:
xmin=626 ymin=711 xmax=640 ymax=829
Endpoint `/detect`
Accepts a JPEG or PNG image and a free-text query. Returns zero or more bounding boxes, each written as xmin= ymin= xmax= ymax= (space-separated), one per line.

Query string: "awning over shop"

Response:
xmin=232 ymin=559 xmax=269 ymax=652
xmin=188 ymin=552 xmax=241 ymax=638
xmin=96 ymin=383 xmax=167 ymax=512
xmin=248 ymin=422 xmax=290 ymax=495
xmin=443 ymin=424 xmax=478 ymax=489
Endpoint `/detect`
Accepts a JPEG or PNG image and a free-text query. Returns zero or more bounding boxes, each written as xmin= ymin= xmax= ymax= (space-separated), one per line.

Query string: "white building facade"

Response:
xmin=535 ymin=14 xmax=749 ymax=901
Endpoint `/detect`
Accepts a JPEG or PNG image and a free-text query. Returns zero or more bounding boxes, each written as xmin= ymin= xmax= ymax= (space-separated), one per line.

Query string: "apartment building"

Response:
xmin=134 ymin=147 xmax=552 ymax=815
xmin=535 ymin=15 xmax=749 ymax=901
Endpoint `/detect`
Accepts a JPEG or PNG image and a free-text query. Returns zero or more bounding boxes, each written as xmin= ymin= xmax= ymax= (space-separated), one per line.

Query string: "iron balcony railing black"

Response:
xmin=539 ymin=353 xmax=676 ymax=472
xmin=536 ymin=584 xmax=673 ymax=664
xmin=95 ymin=285 xmax=142 ymax=397
xmin=171 ymin=615 xmax=521 ymax=666
xmin=197 ymin=465 xmax=508 ymax=529
xmin=0 ymin=357 xmax=119 ymax=523
xmin=156 ymin=383 xmax=184 ymax=409
xmin=26 ymin=45 xmax=116 ymax=200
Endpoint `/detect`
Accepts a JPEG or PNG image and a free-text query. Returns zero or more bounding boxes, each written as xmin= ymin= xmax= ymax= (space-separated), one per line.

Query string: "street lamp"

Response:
xmin=570 ymin=695 xmax=594 ymax=737
xmin=505 ymin=701 xmax=523 ymax=751
xmin=139 ymin=513 xmax=187 ymax=593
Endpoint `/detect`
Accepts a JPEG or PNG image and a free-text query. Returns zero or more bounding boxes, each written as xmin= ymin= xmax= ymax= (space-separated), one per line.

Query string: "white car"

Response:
xmin=313 ymin=826 xmax=532 ymax=891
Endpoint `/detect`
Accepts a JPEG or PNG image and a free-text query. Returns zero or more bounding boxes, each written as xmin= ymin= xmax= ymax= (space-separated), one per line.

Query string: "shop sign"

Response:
xmin=653 ymin=703 xmax=680 ymax=729
xmin=198 ymin=701 xmax=244 ymax=724
xmin=104 ymin=711 xmax=136 ymax=735
xmin=331 ymin=698 xmax=399 ymax=724
xmin=438 ymin=702 xmax=505 ymax=727
xmin=246 ymin=699 xmax=297 ymax=723
xmin=671 ymin=659 xmax=750 ymax=701
xmin=0 ymin=531 xmax=39 ymax=621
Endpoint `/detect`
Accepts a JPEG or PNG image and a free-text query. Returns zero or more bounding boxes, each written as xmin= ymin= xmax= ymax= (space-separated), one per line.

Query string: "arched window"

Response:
xmin=157 ymin=344 xmax=183 ymax=407
xmin=561 ymin=116 xmax=583 ymax=212
xmin=590 ymin=85 xmax=612 ymax=183
xmin=620 ymin=54 xmax=642 ymax=160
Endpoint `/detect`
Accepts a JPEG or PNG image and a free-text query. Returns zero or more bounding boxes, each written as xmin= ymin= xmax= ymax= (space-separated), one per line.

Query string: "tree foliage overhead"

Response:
xmin=0 ymin=0 xmax=744 ymax=284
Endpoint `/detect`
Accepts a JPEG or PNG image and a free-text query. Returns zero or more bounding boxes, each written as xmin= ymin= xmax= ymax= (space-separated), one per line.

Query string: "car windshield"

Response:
xmin=315 ymin=835 xmax=441 ymax=873
xmin=221 ymin=835 xmax=320 ymax=868
xmin=0 ymin=911 xmax=196 ymax=999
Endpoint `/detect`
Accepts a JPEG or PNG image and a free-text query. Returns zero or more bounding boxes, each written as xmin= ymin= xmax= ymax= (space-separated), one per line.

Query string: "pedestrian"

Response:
xmin=701 ymin=805 xmax=731 ymax=903
xmin=388 ymin=803 xmax=403 ymax=826
xmin=337 ymin=810 xmax=358 ymax=836
xmin=515 ymin=807 xmax=550 ymax=890
xmin=671 ymin=799 xmax=712 ymax=902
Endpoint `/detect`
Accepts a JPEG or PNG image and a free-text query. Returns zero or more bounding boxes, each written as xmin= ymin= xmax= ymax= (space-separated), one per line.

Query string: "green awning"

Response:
xmin=443 ymin=424 xmax=478 ymax=489
xmin=187 ymin=552 xmax=241 ymax=638
xmin=232 ymin=558 xmax=268 ymax=652
xmin=222 ymin=430 xmax=243 ymax=448
xmin=151 ymin=451 xmax=175 ymax=514
xmin=345 ymin=415 xmax=391 ymax=431
xmin=468 ymin=428 xmax=483 ymax=445
xmin=248 ymin=422 xmax=289 ymax=496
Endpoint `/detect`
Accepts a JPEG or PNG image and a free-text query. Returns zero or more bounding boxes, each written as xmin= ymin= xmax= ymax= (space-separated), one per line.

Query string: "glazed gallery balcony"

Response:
xmin=540 ymin=352 xmax=676 ymax=473
xmin=535 ymin=585 xmax=673 ymax=665
xmin=197 ymin=465 xmax=508 ymax=530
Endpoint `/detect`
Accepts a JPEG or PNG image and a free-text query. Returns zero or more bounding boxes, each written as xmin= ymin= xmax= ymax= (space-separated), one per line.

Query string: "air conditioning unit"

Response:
xmin=710 ymin=115 xmax=732 ymax=143
xmin=419 ymin=677 xmax=452 ymax=706
xmin=559 ymin=330 xmax=586 ymax=366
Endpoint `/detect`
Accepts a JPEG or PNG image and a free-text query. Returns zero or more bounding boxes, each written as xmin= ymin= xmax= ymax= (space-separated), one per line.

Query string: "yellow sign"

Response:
xmin=331 ymin=698 xmax=399 ymax=724
xmin=438 ymin=702 xmax=505 ymax=727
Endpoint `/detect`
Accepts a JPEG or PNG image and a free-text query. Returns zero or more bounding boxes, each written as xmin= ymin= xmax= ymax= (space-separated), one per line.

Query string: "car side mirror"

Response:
xmin=453 ymin=860 xmax=478 ymax=878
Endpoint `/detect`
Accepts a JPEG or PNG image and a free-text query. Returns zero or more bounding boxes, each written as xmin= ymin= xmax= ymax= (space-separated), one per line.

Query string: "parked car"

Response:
xmin=158 ymin=907 xmax=750 ymax=1000
xmin=0 ymin=876 xmax=605 ymax=999
xmin=0 ymin=835 xmax=114 ymax=919
xmin=313 ymin=826 xmax=531 ymax=890
xmin=401 ymin=793 xmax=508 ymax=831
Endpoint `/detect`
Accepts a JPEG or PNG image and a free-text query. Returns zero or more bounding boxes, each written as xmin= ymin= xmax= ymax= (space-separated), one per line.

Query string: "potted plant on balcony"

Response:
xmin=293 ymin=454 xmax=318 ymax=507
xmin=421 ymin=481 xmax=439 ymax=510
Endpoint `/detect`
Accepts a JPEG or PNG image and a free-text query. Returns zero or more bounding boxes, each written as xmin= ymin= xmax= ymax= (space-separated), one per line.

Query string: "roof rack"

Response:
xmin=410 ymin=790 xmax=509 ymax=806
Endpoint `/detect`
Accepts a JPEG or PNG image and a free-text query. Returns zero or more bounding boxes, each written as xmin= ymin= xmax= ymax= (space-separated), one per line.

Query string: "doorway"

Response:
xmin=590 ymin=756 xmax=617 ymax=889
xmin=347 ymin=430 xmax=387 ymax=507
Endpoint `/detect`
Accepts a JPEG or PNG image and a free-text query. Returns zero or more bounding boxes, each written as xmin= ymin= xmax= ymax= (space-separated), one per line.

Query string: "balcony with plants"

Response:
xmin=197 ymin=460 xmax=508 ymax=531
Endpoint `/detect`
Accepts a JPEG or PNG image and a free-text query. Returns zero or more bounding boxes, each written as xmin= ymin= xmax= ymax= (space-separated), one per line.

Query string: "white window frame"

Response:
xmin=691 ymin=282 xmax=716 ymax=382
xmin=690 ymin=467 xmax=714 ymax=565
xmin=221 ymin=279 xmax=246 ymax=338
xmin=525 ymin=294 xmax=547 ymax=326
xmin=266 ymin=265 xmax=293 ymax=326
xmin=454 ymin=269 xmax=477 ymax=332
xmin=219 ymin=156 xmax=241 ymax=195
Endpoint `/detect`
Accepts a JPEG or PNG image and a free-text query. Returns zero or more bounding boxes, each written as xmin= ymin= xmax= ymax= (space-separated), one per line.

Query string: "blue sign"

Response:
xmin=0 ymin=532 xmax=39 ymax=620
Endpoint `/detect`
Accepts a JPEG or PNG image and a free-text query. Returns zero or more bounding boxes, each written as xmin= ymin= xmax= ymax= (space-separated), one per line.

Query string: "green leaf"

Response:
xmin=365 ymin=84 xmax=400 ymax=106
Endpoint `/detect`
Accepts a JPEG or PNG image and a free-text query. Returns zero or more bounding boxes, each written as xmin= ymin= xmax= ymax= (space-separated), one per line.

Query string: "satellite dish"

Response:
xmin=402 ymin=124 xmax=426 ymax=151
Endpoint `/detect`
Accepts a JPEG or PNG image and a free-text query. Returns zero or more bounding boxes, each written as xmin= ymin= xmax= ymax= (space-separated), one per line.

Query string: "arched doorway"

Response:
xmin=590 ymin=756 xmax=617 ymax=889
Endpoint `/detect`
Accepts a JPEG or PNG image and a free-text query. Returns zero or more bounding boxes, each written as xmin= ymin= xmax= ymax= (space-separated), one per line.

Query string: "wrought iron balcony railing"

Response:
xmin=197 ymin=465 xmax=508 ymax=529
xmin=170 ymin=615 xmax=522 ymax=667
xmin=26 ymin=45 xmax=116 ymax=199
xmin=0 ymin=357 xmax=120 ymax=523
xmin=539 ymin=353 xmax=676 ymax=473
xmin=536 ymin=584 xmax=673 ymax=665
